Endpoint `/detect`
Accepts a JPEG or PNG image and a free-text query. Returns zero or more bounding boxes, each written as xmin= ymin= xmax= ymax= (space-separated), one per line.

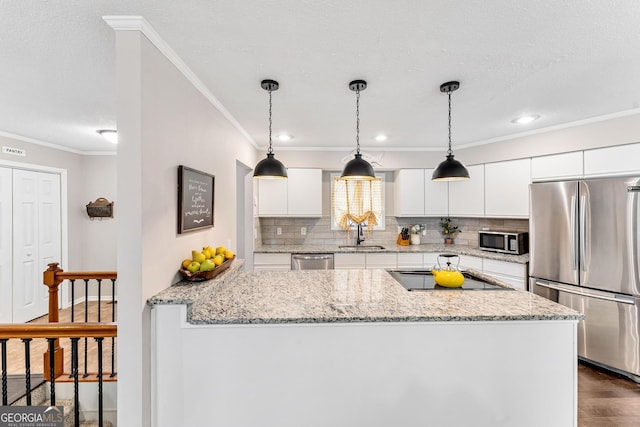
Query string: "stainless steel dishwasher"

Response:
xmin=291 ymin=253 xmax=334 ymax=270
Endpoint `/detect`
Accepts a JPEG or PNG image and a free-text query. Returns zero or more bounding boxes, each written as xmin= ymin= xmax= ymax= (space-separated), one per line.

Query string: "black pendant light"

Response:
xmin=254 ymin=79 xmax=287 ymax=179
xmin=432 ymin=81 xmax=470 ymax=181
xmin=341 ymin=80 xmax=375 ymax=180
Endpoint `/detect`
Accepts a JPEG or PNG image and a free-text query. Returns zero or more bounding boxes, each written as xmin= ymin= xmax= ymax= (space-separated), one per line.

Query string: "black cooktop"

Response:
xmin=387 ymin=270 xmax=512 ymax=291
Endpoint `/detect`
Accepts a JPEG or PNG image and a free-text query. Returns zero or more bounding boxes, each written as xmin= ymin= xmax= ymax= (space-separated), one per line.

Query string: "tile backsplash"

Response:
xmin=258 ymin=216 xmax=529 ymax=248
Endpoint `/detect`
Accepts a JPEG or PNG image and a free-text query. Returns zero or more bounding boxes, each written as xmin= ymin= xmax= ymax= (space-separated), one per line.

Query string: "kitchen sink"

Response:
xmin=338 ymin=245 xmax=385 ymax=251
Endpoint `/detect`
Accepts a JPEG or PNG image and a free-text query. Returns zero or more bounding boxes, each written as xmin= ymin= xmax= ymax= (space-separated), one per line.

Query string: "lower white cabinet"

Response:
xmin=365 ymin=253 xmax=397 ymax=269
xmin=253 ymin=253 xmax=292 ymax=271
xmin=397 ymin=253 xmax=424 ymax=269
xmin=334 ymin=253 xmax=366 ymax=269
xmin=482 ymin=258 xmax=528 ymax=290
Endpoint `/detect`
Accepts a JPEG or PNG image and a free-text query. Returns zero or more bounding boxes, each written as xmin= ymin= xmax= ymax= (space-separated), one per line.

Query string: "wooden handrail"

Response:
xmin=0 ymin=322 xmax=117 ymax=339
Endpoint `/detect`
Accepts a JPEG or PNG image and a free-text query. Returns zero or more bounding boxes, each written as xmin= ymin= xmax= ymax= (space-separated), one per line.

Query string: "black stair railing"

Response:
xmin=0 ymin=323 xmax=117 ymax=427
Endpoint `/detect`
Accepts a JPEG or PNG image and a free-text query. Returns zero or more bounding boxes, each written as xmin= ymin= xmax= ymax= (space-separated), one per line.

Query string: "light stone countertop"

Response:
xmin=254 ymin=243 xmax=530 ymax=264
xmin=148 ymin=261 xmax=581 ymax=324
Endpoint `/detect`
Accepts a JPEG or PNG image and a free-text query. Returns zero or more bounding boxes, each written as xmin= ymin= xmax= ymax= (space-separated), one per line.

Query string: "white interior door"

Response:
xmin=12 ymin=169 xmax=61 ymax=322
xmin=0 ymin=167 xmax=12 ymax=322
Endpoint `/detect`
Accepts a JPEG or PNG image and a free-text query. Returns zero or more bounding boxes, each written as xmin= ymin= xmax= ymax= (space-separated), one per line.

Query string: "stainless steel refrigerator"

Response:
xmin=529 ymin=177 xmax=640 ymax=381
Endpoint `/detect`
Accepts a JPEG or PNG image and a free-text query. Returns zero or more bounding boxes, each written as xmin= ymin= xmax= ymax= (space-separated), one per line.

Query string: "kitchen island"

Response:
xmin=149 ymin=261 xmax=581 ymax=427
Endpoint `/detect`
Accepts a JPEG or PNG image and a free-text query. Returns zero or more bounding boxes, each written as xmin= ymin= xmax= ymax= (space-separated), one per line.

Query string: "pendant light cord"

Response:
xmin=447 ymin=90 xmax=453 ymax=156
xmin=267 ymin=87 xmax=274 ymax=155
xmin=355 ymin=87 xmax=361 ymax=155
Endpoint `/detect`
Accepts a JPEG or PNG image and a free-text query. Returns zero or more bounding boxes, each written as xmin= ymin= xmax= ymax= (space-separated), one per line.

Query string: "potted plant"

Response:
xmin=439 ymin=217 xmax=460 ymax=245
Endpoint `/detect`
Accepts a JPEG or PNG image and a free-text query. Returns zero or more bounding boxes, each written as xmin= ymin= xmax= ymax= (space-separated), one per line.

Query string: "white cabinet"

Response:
xmin=257 ymin=179 xmax=287 ymax=216
xmin=397 ymin=253 xmax=424 ymax=269
xmin=457 ymin=255 xmax=483 ymax=271
xmin=485 ymin=159 xmax=531 ymax=218
xmin=257 ymin=168 xmax=322 ymax=217
xmin=584 ymin=143 xmax=640 ymax=177
xmin=394 ymin=169 xmax=448 ymax=217
xmin=424 ymin=168 xmax=449 ymax=216
xmin=448 ymin=164 xmax=485 ymax=217
xmin=482 ymin=258 xmax=528 ymax=290
xmin=287 ymin=168 xmax=322 ymax=216
xmin=531 ymin=151 xmax=584 ymax=181
xmin=334 ymin=253 xmax=366 ymax=269
xmin=365 ymin=253 xmax=397 ymax=269
xmin=253 ymin=253 xmax=291 ymax=271
xmin=394 ymin=169 xmax=425 ymax=216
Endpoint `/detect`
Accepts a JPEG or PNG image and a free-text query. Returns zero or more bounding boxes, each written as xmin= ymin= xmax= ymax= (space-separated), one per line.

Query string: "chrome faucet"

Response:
xmin=356 ymin=223 xmax=366 ymax=245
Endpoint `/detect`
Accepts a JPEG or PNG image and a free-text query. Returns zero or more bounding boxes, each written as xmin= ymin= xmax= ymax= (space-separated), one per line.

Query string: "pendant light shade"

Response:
xmin=254 ymin=79 xmax=287 ymax=179
xmin=432 ymin=81 xmax=470 ymax=181
xmin=341 ymin=80 xmax=376 ymax=181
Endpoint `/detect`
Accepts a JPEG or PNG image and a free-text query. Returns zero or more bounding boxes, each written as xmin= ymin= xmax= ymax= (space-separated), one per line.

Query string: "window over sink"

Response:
xmin=330 ymin=172 xmax=385 ymax=231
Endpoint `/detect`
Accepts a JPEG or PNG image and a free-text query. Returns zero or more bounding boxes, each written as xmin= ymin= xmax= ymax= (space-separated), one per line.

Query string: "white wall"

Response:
xmin=81 ymin=155 xmax=117 ymax=270
xmin=114 ymin=30 xmax=256 ymax=426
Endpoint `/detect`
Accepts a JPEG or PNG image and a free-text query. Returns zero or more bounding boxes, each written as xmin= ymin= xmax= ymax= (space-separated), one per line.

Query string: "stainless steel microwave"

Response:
xmin=478 ymin=231 xmax=529 ymax=255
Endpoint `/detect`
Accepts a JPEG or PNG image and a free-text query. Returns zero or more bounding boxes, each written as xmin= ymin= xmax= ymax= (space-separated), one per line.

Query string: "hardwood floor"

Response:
xmin=4 ymin=301 xmax=117 ymax=377
xmin=578 ymin=361 xmax=640 ymax=426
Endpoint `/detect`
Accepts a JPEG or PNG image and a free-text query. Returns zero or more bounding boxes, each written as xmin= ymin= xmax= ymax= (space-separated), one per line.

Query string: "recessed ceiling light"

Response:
xmin=277 ymin=134 xmax=293 ymax=142
xmin=374 ymin=134 xmax=388 ymax=142
xmin=97 ymin=129 xmax=118 ymax=144
xmin=511 ymin=115 xmax=540 ymax=125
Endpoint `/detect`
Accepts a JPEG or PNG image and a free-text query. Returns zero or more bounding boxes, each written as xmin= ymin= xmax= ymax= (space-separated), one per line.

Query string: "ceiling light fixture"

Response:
xmin=254 ymin=79 xmax=287 ymax=179
xmin=512 ymin=114 xmax=540 ymax=125
xmin=341 ymin=80 xmax=375 ymax=180
xmin=374 ymin=134 xmax=388 ymax=142
xmin=277 ymin=134 xmax=293 ymax=142
xmin=97 ymin=129 xmax=118 ymax=144
xmin=432 ymin=81 xmax=470 ymax=181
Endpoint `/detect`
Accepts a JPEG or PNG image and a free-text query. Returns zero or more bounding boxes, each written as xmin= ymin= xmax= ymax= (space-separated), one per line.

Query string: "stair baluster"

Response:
xmin=21 ymin=338 xmax=32 ymax=405
xmin=1 ymin=339 xmax=7 ymax=405
xmin=71 ymin=337 xmax=80 ymax=427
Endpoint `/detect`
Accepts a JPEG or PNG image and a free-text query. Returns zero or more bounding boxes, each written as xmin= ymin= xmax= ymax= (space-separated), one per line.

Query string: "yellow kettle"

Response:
xmin=431 ymin=254 xmax=465 ymax=288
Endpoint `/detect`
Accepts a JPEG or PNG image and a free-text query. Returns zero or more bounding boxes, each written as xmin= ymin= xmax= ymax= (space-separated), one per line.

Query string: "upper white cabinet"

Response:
xmin=584 ymin=143 xmax=640 ymax=177
xmin=531 ymin=151 xmax=584 ymax=181
xmin=257 ymin=168 xmax=322 ymax=217
xmin=424 ymin=168 xmax=449 ymax=216
xmin=485 ymin=158 xmax=531 ymax=218
xmin=448 ymin=164 xmax=485 ymax=217
xmin=287 ymin=169 xmax=322 ymax=216
xmin=394 ymin=169 xmax=448 ymax=217
xmin=257 ymin=178 xmax=287 ymax=216
xmin=394 ymin=169 xmax=425 ymax=216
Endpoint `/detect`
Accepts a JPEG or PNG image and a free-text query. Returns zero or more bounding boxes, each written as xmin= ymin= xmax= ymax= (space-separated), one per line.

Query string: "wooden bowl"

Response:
xmin=179 ymin=256 xmax=235 ymax=282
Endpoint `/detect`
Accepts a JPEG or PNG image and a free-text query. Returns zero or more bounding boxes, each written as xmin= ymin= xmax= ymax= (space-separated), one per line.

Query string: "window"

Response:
xmin=330 ymin=173 xmax=385 ymax=231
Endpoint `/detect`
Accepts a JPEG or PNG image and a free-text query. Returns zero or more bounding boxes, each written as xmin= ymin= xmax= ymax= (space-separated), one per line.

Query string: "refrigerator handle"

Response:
xmin=534 ymin=281 xmax=636 ymax=305
xmin=580 ymin=194 xmax=588 ymax=271
xmin=570 ymin=195 xmax=578 ymax=271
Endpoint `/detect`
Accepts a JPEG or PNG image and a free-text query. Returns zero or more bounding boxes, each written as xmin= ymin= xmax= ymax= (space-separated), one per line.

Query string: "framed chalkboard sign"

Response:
xmin=178 ymin=165 xmax=215 ymax=234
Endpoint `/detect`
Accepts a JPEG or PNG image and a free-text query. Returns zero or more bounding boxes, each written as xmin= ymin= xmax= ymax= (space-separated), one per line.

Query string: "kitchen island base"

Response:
xmin=152 ymin=305 xmax=577 ymax=427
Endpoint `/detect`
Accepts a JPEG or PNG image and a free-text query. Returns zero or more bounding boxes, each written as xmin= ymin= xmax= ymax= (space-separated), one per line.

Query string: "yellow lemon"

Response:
xmin=215 ymin=246 xmax=226 ymax=256
xmin=224 ymin=250 xmax=234 ymax=260
xmin=213 ymin=255 xmax=224 ymax=266
xmin=182 ymin=259 xmax=192 ymax=269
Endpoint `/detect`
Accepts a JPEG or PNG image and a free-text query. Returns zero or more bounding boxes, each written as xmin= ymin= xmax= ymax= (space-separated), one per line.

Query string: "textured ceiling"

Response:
xmin=2 ymin=0 xmax=640 ymax=154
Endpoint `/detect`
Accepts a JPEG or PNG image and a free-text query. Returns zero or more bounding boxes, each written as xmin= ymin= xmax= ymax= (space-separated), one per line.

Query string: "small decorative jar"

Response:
xmin=411 ymin=234 xmax=421 ymax=245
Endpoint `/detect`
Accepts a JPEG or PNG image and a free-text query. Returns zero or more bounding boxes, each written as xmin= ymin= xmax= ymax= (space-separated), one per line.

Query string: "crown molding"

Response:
xmin=102 ymin=16 xmax=257 ymax=149
xmin=0 ymin=130 xmax=117 ymax=156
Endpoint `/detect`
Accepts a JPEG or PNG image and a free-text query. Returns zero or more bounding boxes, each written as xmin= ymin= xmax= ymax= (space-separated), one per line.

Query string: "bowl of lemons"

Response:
xmin=179 ymin=246 xmax=235 ymax=281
